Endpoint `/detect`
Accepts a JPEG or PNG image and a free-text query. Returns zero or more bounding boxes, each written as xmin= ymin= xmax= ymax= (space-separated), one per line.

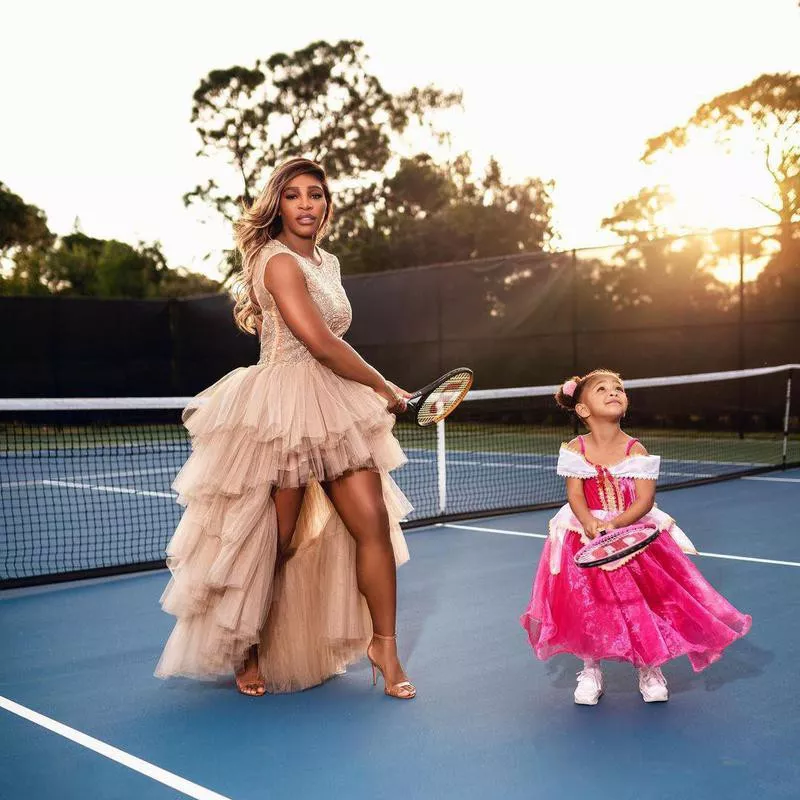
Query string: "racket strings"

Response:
xmin=574 ymin=525 xmax=659 ymax=569
xmin=417 ymin=373 xmax=472 ymax=425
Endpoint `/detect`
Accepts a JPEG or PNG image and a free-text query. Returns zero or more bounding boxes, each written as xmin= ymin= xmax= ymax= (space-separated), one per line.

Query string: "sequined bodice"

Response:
xmin=583 ymin=470 xmax=637 ymax=514
xmin=570 ymin=436 xmax=642 ymax=515
xmin=252 ymin=240 xmax=352 ymax=365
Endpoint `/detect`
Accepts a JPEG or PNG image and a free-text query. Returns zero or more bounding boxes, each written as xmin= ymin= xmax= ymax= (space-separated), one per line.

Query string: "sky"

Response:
xmin=1 ymin=0 xmax=798 ymax=279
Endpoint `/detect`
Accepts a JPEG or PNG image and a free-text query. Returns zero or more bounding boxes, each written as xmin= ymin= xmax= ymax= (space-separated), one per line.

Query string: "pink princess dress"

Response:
xmin=520 ymin=436 xmax=751 ymax=671
xmin=155 ymin=239 xmax=412 ymax=693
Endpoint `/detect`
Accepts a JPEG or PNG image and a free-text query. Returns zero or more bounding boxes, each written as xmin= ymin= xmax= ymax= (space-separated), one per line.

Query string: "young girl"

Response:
xmin=520 ymin=370 xmax=751 ymax=704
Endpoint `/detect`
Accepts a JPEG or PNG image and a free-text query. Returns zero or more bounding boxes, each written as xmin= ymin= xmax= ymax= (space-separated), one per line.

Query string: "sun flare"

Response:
xmin=645 ymin=131 xmax=782 ymax=283
xmin=651 ymin=131 xmax=777 ymax=226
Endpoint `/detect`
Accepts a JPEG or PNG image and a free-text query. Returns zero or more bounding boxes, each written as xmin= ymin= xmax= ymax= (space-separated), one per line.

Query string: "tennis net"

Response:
xmin=1 ymin=364 xmax=797 ymax=587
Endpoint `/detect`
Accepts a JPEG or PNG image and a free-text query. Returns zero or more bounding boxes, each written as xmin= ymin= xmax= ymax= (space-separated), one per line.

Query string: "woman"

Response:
xmin=156 ymin=157 xmax=415 ymax=699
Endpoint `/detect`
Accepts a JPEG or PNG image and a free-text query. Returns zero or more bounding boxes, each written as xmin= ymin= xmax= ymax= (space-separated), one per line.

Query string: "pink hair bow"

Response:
xmin=562 ymin=379 xmax=578 ymax=398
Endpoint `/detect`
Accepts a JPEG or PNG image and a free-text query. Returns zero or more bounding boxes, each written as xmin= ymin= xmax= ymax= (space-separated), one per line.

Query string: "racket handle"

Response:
xmin=405 ymin=393 xmax=422 ymax=411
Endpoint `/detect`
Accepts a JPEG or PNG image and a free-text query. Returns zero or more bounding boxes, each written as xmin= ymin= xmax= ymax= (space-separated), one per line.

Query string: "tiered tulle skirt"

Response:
xmin=520 ymin=526 xmax=751 ymax=671
xmin=155 ymin=362 xmax=412 ymax=693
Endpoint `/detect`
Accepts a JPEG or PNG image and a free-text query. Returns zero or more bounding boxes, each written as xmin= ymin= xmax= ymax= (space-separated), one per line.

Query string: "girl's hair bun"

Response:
xmin=555 ymin=376 xmax=581 ymax=410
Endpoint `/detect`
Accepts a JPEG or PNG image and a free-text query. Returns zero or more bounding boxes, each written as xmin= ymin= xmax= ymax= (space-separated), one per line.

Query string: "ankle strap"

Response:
xmin=372 ymin=633 xmax=397 ymax=640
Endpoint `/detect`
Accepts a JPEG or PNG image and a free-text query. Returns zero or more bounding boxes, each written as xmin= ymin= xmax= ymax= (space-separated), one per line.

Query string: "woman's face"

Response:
xmin=278 ymin=173 xmax=327 ymax=240
xmin=576 ymin=374 xmax=628 ymax=422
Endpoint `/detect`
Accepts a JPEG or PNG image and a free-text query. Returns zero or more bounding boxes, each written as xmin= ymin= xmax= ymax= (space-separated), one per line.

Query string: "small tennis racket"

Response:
xmin=403 ymin=368 xmax=474 ymax=427
xmin=574 ymin=523 xmax=660 ymax=571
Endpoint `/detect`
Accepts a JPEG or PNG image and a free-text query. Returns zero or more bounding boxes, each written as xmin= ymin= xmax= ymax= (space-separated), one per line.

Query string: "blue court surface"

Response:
xmin=1 ymin=469 xmax=799 ymax=799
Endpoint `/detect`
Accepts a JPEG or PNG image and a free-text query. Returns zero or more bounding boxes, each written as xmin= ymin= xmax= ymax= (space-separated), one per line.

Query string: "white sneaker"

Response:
xmin=574 ymin=664 xmax=603 ymax=705
xmin=638 ymin=667 xmax=669 ymax=702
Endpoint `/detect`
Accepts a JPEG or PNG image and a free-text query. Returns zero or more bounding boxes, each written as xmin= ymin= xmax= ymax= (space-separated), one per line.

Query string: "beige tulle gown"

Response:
xmin=155 ymin=239 xmax=411 ymax=693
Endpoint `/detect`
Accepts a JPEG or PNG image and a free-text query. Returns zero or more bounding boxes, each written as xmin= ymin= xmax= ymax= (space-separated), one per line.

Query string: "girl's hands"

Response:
xmin=583 ymin=517 xmax=609 ymax=540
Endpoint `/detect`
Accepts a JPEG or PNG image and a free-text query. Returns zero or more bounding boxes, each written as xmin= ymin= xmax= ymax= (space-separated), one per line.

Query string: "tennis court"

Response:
xmin=2 ymin=365 xmax=797 ymax=586
xmin=1 ymin=366 xmax=798 ymax=799
xmin=1 ymin=469 xmax=798 ymax=799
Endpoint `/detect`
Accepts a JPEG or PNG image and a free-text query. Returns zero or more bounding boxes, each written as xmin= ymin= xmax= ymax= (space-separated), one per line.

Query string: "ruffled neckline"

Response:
xmin=557 ymin=445 xmax=660 ymax=480
xmin=561 ymin=440 xmax=643 ymax=470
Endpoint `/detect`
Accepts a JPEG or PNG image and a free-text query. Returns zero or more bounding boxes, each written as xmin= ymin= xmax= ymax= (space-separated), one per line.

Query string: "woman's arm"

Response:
xmin=263 ymin=253 xmax=407 ymax=410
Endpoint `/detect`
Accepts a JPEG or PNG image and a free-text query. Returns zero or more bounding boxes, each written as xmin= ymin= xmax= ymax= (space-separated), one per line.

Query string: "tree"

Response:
xmin=3 ymin=233 xmax=220 ymax=298
xmin=335 ymin=154 xmax=555 ymax=273
xmin=642 ymin=73 xmax=800 ymax=261
xmin=0 ymin=182 xmax=53 ymax=256
xmin=154 ymin=267 xmax=222 ymax=298
xmin=183 ymin=40 xmax=563 ymax=276
xmin=0 ymin=184 xmax=220 ymax=298
xmin=185 ymin=39 xmax=461 ymax=238
xmin=0 ymin=182 xmax=54 ymax=295
xmin=597 ymin=186 xmax=733 ymax=320
xmin=5 ymin=233 xmax=159 ymax=297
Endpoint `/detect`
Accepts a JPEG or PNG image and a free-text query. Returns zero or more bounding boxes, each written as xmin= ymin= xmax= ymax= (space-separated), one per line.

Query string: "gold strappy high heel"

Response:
xmin=366 ymin=633 xmax=416 ymax=700
xmin=235 ymin=644 xmax=266 ymax=697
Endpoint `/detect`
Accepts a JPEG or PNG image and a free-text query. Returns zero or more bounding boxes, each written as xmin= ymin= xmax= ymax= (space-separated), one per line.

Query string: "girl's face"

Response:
xmin=279 ymin=173 xmax=328 ymax=241
xmin=576 ymin=374 xmax=628 ymax=423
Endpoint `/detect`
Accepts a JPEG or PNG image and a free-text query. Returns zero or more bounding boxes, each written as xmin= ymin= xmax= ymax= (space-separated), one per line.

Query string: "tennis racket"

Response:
xmin=403 ymin=368 xmax=474 ymax=427
xmin=574 ymin=523 xmax=660 ymax=571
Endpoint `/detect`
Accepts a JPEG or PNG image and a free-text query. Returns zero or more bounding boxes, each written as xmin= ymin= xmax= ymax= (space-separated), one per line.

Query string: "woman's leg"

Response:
xmin=235 ymin=485 xmax=306 ymax=696
xmin=324 ymin=469 xmax=412 ymax=693
xmin=274 ymin=486 xmax=307 ymax=558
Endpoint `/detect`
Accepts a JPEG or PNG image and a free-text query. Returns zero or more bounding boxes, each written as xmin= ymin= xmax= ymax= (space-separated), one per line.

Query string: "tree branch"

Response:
xmin=751 ymin=196 xmax=781 ymax=217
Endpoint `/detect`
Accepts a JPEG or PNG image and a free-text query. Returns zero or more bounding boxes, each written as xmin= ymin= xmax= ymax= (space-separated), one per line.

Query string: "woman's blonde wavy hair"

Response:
xmin=231 ymin=157 xmax=333 ymax=334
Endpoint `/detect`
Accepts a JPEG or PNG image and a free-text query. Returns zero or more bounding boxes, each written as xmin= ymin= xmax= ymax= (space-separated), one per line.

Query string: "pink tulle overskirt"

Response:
xmin=520 ymin=529 xmax=751 ymax=671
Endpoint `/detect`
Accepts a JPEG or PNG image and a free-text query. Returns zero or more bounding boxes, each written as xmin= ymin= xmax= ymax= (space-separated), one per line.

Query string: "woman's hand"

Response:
xmin=583 ymin=517 xmax=608 ymax=540
xmin=378 ymin=381 xmax=411 ymax=414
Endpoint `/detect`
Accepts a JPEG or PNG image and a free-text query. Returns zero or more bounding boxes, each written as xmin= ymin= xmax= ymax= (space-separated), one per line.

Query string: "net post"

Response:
xmin=783 ymin=368 xmax=793 ymax=470
xmin=436 ymin=419 xmax=447 ymax=513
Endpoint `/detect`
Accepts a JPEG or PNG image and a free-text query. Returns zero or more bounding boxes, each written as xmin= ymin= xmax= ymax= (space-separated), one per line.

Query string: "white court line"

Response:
xmin=443 ymin=523 xmax=546 ymax=540
xmin=742 ymin=476 xmax=800 ymax=484
xmin=41 ymin=479 xmax=174 ymax=499
xmin=64 ymin=466 xmax=176 ymax=481
xmin=2 ymin=467 xmax=177 ymax=491
xmin=418 ymin=456 xmax=716 ymax=480
xmin=0 ymin=696 xmax=231 ymax=800
xmin=693 ymin=551 xmax=800 ymax=567
xmin=442 ymin=523 xmax=800 ymax=568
